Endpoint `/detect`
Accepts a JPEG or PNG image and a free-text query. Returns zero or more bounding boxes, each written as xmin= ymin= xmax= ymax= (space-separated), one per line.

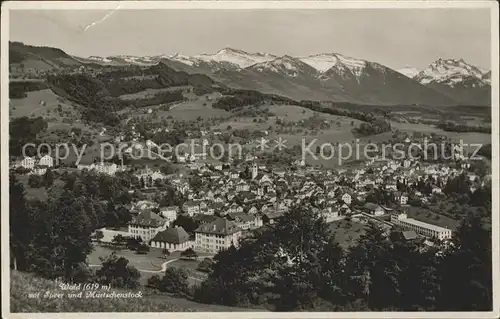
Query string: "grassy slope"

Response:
xmin=10 ymin=271 xmax=260 ymax=312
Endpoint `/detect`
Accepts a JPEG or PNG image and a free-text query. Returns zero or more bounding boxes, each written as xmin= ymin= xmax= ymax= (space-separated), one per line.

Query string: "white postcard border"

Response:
xmin=1 ymin=1 xmax=499 ymax=318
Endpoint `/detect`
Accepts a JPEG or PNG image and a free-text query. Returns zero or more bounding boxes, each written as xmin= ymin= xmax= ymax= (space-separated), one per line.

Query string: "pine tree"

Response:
xmin=437 ymin=213 xmax=492 ymax=310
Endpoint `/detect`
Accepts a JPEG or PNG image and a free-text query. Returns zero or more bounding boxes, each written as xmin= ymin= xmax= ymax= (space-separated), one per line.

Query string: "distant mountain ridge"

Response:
xmin=9 ymin=42 xmax=491 ymax=106
xmin=413 ymin=58 xmax=491 ymax=106
xmin=397 ymin=66 xmax=420 ymax=79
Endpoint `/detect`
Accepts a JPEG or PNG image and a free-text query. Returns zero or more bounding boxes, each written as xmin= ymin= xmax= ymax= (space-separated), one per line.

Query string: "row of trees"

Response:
xmin=436 ymin=121 xmax=491 ymax=134
xmin=27 ymin=170 xmax=54 ymax=188
xmin=212 ymin=89 xmax=293 ymax=111
xmin=9 ymin=80 xmax=47 ymax=99
xmin=352 ymin=119 xmax=392 ymax=136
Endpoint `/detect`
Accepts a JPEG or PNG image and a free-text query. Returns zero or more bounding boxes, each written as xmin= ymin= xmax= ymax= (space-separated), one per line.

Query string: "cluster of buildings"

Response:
xmin=17 ymin=134 xmax=486 ymax=255
xmin=77 ymin=162 xmax=121 ymax=176
xmin=108 ymin=207 xmax=245 ymax=254
xmin=14 ymin=154 xmax=54 ymax=175
xmin=91 ymin=151 xmax=486 ymax=255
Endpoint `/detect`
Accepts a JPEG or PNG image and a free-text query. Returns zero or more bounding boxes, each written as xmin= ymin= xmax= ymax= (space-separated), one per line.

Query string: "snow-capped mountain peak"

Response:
xmin=168 ymin=53 xmax=201 ymax=66
xmin=300 ymin=53 xmax=339 ymax=73
xmin=195 ymin=47 xmax=277 ymax=68
xmin=482 ymin=70 xmax=491 ymax=85
xmin=414 ymin=58 xmax=485 ymax=85
xmin=299 ymin=53 xmax=367 ymax=78
xmin=397 ymin=66 xmax=420 ymax=79
xmin=250 ymin=55 xmax=316 ymax=77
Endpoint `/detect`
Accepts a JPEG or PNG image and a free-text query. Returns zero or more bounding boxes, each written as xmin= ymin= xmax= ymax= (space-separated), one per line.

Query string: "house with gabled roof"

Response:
xmin=128 ymin=210 xmax=168 ymax=242
xmin=321 ymin=207 xmax=343 ymax=223
xmin=182 ymin=201 xmax=200 ymax=217
xmin=150 ymin=226 xmax=194 ymax=251
xmin=341 ymin=193 xmax=352 ymax=205
xmin=247 ymin=205 xmax=258 ymax=215
xmin=195 ymin=218 xmax=242 ymax=253
xmin=364 ymin=202 xmax=385 ymax=216
xmin=159 ymin=206 xmax=179 ymax=224
xmin=262 ymin=211 xmax=284 ymax=225
xmin=236 ymin=180 xmax=250 ymax=192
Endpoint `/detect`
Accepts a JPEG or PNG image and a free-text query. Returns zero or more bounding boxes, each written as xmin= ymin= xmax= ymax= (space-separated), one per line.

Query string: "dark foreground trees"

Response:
xmin=9 ymin=171 xmax=492 ymax=311
xmin=193 ymin=206 xmax=492 ymax=311
xmin=10 ymin=174 xmax=94 ymax=279
xmin=9 ymin=172 xmax=134 ymax=281
xmin=96 ymin=252 xmax=141 ymax=289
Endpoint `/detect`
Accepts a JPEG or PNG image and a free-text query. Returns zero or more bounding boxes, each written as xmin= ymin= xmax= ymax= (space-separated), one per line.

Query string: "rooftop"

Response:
xmin=130 ymin=210 xmax=165 ymax=228
xmin=398 ymin=216 xmax=451 ymax=233
xmin=195 ymin=217 xmax=241 ymax=235
xmin=152 ymin=226 xmax=190 ymax=244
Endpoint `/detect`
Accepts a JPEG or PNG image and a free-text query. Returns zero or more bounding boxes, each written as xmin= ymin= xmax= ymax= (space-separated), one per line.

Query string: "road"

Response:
xmin=90 ymin=258 xmax=207 ymax=282
xmin=89 ymin=258 xmax=177 ymax=274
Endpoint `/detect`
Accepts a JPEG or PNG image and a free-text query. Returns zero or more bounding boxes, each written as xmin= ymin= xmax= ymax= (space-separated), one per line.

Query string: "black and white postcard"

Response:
xmin=1 ymin=1 xmax=498 ymax=317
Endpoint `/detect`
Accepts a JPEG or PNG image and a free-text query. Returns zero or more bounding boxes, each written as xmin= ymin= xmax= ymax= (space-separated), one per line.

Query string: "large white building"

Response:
xmin=39 ymin=155 xmax=54 ymax=167
xmin=20 ymin=156 xmax=35 ymax=170
xmin=159 ymin=206 xmax=179 ymax=225
xmin=195 ymin=218 xmax=242 ymax=253
xmin=391 ymin=213 xmax=452 ymax=240
xmin=77 ymin=162 xmax=119 ymax=176
xmin=128 ymin=211 xmax=168 ymax=242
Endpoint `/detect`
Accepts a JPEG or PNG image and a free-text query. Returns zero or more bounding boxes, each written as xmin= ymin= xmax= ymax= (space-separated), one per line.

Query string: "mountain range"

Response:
xmin=9 ymin=42 xmax=491 ymax=106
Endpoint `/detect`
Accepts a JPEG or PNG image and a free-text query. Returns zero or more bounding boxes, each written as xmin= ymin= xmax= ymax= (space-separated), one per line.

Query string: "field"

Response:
xmin=8 ymin=87 xmax=108 ymax=144
xmin=9 ymin=88 xmax=80 ymax=120
xmin=87 ymin=246 xmax=213 ymax=286
xmin=328 ymin=219 xmax=367 ymax=250
xmin=16 ymin=174 xmax=65 ymax=201
xmin=87 ymin=246 xmax=166 ymax=272
xmin=390 ymin=121 xmax=491 ymax=145
xmin=119 ymin=92 xmax=230 ymax=124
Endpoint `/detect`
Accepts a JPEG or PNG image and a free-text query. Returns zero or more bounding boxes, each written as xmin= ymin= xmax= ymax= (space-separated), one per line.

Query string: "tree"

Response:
xmin=172 ymin=215 xmax=199 ymax=234
xmin=437 ymin=213 xmax=492 ymax=310
xmin=69 ymin=262 xmax=95 ymax=284
xmin=43 ymin=169 xmax=55 ymax=187
xmin=162 ymin=248 xmax=170 ymax=258
xmin=160 ymin=267 xmax=190 ymax=296
xmin=194 ymin=205 xmax=345 ymax=310
xmin=28 ymin=174 xmax=43 ymax=188
xmin=10 ymin=174 xmax=30 ymax=271
xmin=126 ymin=236 xmax=143 ymax=251
xmin=196 ymin=257 xmax=214 ymax=273
xmin=189 ymin=175 xmax=203 ymax=192
xmin=93 ymin=230 xmax=104 ymax=244
xmin=180 ymin=247 xmax=198 ymax=260
xmin=136 ymin=243 xmax=150 ymax=254
xmin=96 ymin=252 xmax=141 ymax=289
xmin=147 ymin=274 xmax=162 ymax=289
xmin=112 ymin=234 xmax=127 ymax=248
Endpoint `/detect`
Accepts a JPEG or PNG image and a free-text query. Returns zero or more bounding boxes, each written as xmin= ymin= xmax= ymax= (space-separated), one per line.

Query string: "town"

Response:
xmin=11 ymin=127 xmax=490 ymax=254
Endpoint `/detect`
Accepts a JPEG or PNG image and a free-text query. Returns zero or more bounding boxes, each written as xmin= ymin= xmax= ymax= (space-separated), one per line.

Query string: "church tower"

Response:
xmin=251 ymin=163 xmax=258 ymax=179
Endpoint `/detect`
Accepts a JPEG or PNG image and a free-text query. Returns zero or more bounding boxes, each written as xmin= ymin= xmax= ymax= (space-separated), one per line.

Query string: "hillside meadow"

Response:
xmin=10 ymin=271 xmax=261 ymax=312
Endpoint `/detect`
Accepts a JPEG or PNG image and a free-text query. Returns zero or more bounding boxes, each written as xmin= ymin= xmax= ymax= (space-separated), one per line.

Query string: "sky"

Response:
xmin=9 ymin=9 xmax=492 ymax=71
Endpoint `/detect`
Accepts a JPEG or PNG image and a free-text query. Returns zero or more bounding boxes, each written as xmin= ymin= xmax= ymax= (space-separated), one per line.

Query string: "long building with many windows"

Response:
xmin=194 ymin=217 xmax=242 ymax=253
xmin=391 ymin=213 xmax=452 ymax=240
